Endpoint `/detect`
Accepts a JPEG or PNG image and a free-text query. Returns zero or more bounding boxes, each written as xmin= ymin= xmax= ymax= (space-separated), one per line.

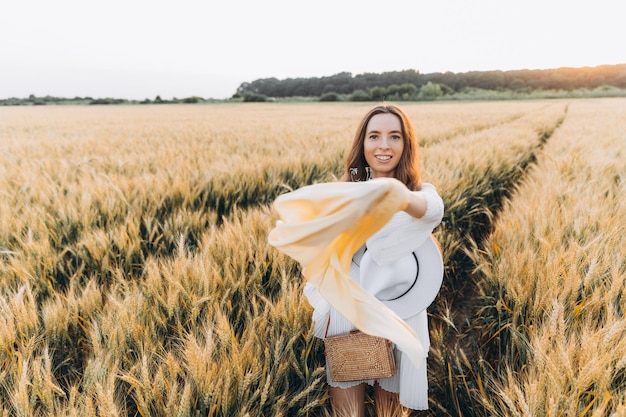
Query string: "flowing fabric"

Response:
xmin=267 ymin=178 xmax=427 ymax=367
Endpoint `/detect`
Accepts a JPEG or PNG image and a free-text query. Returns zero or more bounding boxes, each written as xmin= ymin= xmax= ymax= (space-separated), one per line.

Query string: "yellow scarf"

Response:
xmin=268 ymin=178 xmax=426 ymax=367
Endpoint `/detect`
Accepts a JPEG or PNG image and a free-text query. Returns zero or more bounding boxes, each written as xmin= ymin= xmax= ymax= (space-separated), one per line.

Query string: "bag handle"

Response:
xmin=324 ymin=315 xmax=330 ymax=338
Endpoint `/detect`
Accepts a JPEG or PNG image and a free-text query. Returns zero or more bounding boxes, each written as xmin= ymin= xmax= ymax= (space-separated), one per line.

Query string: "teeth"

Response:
xmin=376 ymin=156 xmax=391 ymax=161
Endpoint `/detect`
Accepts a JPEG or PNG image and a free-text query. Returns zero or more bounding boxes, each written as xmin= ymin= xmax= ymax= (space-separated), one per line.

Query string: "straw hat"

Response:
xmin=354 ymin=235 xmax=443 ymax=319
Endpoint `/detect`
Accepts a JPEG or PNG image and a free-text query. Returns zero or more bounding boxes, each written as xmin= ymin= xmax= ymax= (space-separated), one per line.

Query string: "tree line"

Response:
xmin=0 ymin=94 xmax=215 ymax=106
xmin=3 ymin=64 xmax=624 ymax=105
xmin=235 ymin=64 xmax=626 ymax=101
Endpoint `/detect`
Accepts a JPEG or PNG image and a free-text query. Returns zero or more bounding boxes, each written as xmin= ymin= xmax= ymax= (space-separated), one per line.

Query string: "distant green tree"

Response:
xmin=350 ymin=89 xmax=371 ymax=101
xmin=397 ymin=83 xmax=418 ymax=100
xmin=369 ymin=86 xmax=386 ymax=101
xmin=419 ymin=82 xmax=444 ymax=100
xmin=319 ymin=92 xmax=340 ymax=102
xmin=181 ymin=96 xmax=203 ymax=103
xmin=243 ymin=93 xmax=267 ymax=102
xmin=385 ymin=84 xmax=401 ymax=98
xmin=510 ymin=78 xmax=528 ymax=92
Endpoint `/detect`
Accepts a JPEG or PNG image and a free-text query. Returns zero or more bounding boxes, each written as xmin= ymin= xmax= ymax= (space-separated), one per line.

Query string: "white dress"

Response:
xmin=303 ymin=183 xmax=444 ymax=410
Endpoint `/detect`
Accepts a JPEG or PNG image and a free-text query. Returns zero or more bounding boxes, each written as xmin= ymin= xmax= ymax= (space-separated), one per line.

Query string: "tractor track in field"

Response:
xmin=425 ymin=105 xmax=568 ymax=415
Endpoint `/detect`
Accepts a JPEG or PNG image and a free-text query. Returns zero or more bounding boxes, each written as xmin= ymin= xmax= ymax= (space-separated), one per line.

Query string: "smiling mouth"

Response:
xmin=375 ymin=156 xmax=392 ymax=161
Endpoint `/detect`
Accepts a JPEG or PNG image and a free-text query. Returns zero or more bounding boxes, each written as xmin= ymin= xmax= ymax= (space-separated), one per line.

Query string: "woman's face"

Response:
xmin=363 ymin=113 xmax=404 ymax=179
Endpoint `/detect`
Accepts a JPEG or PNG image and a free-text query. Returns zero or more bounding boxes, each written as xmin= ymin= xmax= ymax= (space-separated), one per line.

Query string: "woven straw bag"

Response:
xmin=324 ymin=329 xmax=397 ymax=382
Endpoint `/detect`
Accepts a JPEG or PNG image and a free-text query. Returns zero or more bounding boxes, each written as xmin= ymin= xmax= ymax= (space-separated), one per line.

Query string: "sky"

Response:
xmin=1 ymin=0 xmax=624 ymax=100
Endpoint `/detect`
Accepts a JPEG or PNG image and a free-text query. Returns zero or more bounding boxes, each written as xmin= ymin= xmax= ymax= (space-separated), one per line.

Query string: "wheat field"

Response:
xmin=0 ymin=99 xmax=624 ymax=416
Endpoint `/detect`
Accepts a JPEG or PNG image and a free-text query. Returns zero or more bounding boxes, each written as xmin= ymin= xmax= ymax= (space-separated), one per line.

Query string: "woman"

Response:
xmin=304 ymin=103 xmax=444 ymax=416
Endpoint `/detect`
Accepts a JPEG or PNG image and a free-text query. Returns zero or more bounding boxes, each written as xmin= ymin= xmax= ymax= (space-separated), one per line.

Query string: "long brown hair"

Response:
xmin=341 ymin=103 xmax=422 ymax=190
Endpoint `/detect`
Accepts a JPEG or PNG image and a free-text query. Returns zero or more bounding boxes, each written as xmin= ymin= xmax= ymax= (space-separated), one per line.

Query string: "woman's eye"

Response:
xmin=368 ymin=134 xmax=379 ymax=140
xmin=391 ymin=135 xmax=402 ymax=141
